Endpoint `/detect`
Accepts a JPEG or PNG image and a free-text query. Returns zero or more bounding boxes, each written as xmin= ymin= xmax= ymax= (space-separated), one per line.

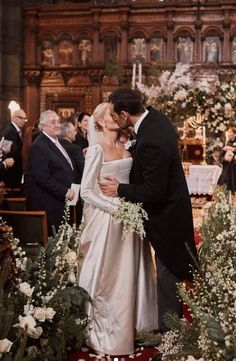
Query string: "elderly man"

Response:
xmin=24 ymin=110 xmax=76 ymax=235
xmin=2 ymin=109 xmax=27 ymax=188
xmin=60 ymin=121 xmax=84 ymax=183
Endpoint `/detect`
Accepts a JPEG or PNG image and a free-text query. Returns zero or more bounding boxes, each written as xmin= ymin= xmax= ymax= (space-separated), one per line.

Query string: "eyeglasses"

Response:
xmin=17 ymin=116 xmax=27 ymax=120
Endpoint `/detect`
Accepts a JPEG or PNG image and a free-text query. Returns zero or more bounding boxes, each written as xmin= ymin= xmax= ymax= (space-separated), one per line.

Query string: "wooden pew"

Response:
xmin=0 ymin=210 xmax=48 ymax=255
xmin=2 ymin=197 xmax=27 ymax=211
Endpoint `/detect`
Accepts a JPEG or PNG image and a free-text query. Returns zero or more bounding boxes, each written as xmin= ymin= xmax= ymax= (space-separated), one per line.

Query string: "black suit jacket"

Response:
xmin=24 ymin=133 xmax=76 ymax=233
xmin=59 ymin=138 xmax=84 ymax=183
xmin=118 ymin=107 xmax=197 ymax=281
xmin=2 ymin=123 xmax=23 ymax=187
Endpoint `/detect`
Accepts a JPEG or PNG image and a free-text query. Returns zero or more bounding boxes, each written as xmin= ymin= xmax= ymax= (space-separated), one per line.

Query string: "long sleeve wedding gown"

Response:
xmin=78 ymin=144 xmax=158 ymax=356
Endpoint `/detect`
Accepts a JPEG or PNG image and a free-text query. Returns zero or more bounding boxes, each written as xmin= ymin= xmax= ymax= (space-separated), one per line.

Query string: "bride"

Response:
xmin=78 ymin=102 xmax=158 ymax=356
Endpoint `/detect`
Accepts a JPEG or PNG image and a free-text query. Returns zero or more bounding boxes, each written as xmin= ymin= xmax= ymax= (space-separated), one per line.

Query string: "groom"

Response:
xmin=99 ymin=88 xmax=198 ymax=333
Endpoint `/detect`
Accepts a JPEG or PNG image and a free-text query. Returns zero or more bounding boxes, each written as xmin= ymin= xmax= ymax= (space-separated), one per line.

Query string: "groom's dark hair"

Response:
xmin=108 ymin=88 xmax=145 ymax=115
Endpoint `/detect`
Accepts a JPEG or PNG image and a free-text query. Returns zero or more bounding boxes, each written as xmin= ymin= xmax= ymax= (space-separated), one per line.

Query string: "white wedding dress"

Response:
xmin=78 ymin=144 xmax=158 ymax=356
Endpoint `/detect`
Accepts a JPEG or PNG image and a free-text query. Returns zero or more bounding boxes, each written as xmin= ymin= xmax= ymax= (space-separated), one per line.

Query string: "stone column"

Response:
xmin=194 ymin=19 xmax=202 ymax=63
xmin=92 ymin=9 xmax=101 ymax=65
xmin=223 ymin=11 xmax=231 ymax=63
xmin=166 ymin=12 xmax=175 ymax=62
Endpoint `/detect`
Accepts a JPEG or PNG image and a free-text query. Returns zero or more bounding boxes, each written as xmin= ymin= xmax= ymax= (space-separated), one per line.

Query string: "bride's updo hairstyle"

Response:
xmin=92 ymin=102 xmax=108 ymax=132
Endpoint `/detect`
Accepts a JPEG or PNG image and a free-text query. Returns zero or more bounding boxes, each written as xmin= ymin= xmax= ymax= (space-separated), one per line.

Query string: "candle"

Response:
xmin=202 ymin=125 xmax=206 ymax=146
xmin=138 ymin=62 xmax=142 ymax=84
xmin=132 ymin=63 xmax=136 ymax=89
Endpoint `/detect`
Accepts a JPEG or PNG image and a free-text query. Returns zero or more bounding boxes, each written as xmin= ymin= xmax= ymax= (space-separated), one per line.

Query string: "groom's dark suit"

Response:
xmin=118 ymin=106 xmax=197 ymax=329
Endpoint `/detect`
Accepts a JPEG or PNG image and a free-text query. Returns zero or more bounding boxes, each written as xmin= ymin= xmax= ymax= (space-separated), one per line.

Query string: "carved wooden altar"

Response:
xmin=22 ymin=0 xmax=236 ymax=127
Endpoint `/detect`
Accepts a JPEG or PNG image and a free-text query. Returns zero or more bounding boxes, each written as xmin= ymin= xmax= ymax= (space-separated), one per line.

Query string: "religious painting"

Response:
xmin=204 ymin=36 xmax=220 ymax=64
xmin=150 ymin=38 xmax=164 ymax=62
xmin=41 ymin=38 xmax=55 ymax=66
xmin=131 ymin=38 xmax=147 ymax=63
xmin=231 ymin=36 xmax=236 ymax=65
xmin=58 ymin=39 xmax=73 ymax=66
xmin=176 ymin=37 xmax=193 ymax=64
xmin=78 ymin=39 xmax=92 ymax=66
xmin=53 ymin=103 xmax=79 ymax=120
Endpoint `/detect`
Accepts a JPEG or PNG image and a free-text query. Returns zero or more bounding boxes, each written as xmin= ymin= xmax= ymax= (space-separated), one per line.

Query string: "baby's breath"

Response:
xmin=114 ymin=198 xmax=148 ymax=240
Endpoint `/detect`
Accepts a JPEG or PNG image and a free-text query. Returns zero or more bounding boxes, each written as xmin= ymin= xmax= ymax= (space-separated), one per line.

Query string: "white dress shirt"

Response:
xmin=133 ymin=109 xmax=149 ymax=134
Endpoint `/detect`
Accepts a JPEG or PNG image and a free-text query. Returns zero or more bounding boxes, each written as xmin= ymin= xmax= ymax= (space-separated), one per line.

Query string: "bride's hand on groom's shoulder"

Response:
xmin=98 ymin=176 xmax=119 ymax=197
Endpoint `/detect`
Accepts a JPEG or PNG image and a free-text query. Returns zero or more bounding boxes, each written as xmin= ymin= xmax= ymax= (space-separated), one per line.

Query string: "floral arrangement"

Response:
xmin=158 ymin=187 xmax=236 ymax=361
xmin=114 ymin=198 xmax=148 ymax=240
xmin=0 ymin=203 xmax=90 ymax=361
xmin=137 ymin=64 xmax=236 ymax=139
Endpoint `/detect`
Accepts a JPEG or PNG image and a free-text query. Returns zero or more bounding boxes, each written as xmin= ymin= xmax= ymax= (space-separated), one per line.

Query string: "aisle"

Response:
xmin=68 ymin=346 xmax=160 ymax=361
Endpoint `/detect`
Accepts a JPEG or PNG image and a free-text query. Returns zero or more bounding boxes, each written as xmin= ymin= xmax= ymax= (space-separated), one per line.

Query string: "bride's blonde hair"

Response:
xmin=92 ymin=102 xmax=108 ymax=131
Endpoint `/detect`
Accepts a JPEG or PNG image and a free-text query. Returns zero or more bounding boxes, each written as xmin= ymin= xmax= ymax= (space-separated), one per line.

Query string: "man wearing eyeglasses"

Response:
xmin=2 ymin=109 xmax=27 ymax=188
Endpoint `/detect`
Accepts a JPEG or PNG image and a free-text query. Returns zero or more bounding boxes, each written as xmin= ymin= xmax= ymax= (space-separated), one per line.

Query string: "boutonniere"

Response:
xmin=125 ymin=139 xmax=137 ymax=151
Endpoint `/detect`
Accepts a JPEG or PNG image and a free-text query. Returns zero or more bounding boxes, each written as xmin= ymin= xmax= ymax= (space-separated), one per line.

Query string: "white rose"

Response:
xmin=19 ymin=282 xmax=34 ymax=297
xmin=0 ymin=339 xmax=13 ymax=353
xmin=44 ymin=307 xmax=56 ymax=320
xmin=27 ymin=326 xmax=43 ymax=339
xmin=68 ymin=271 xmax=76 ymax=284
xmin=186 ymin=357 xmax=205 ymax=361
xmin=34 ymin=307 xmax=46 ymax=322
xmin=14 ymin=315 xmax=36 ymax=330
xmin=64 ymin=251 xmax=77 ymax=265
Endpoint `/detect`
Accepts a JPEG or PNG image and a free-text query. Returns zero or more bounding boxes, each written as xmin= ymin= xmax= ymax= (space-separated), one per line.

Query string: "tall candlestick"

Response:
xmin=132 ymin=63 xmax=136 ymax=89
xmin=138 ymin=62 xmax=142 ymax=84
xmin=202 ymin=125 xmax=206 ymax=146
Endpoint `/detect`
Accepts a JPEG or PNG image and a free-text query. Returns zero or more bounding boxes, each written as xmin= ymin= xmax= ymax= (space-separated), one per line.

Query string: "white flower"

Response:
xmin=114 ymin=199 xmax=148 ymax=240
xmin=19 ymin=282 xmax=34 ymax=297
xmin=14 ymin=314 xmax=36 ymax=331
xmin=34 ymin=307 xmax=46 ymax=322
xmin=45 ymin=307 xmax=56 ymax=320
xmin=68 ymin=270 xmax=76 ymax=284
xmin=13 ymin=315 xmax=43 ymax=339
xmin=64 ymin=251 xmax=77 ymax=265
xmin=0 ymin=338 xmax=13 ymax=353
xmin=224 ymin=103 xmax=232 ymax=110
xmin=186 ymin=357 xmax=205 ymax=361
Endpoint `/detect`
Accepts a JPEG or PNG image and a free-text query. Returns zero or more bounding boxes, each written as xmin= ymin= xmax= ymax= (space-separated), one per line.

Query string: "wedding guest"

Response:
xmin=73 ymin=112 xmax=90 ymax=150
xmin=218 ymin=127 xmax=236 ymax=193
xmin=60 ymin=121 xmax=84 ymax=183
xmin=24 ymin=110 xmax=76 ymax=235
xmin=2 ymin=109 xmax=27 ymax=188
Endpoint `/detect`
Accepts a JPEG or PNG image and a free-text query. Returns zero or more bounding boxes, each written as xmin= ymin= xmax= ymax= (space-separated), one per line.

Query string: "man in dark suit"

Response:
xmin=24 ymin=110 xmax=76 ymax=235
xmin=2 ymin=109 xmax=27 ymax=188
xmin=59 ymin=121 xmax=84 ymax=183
xmin=99 ymin=88 xmax=198 ymax=333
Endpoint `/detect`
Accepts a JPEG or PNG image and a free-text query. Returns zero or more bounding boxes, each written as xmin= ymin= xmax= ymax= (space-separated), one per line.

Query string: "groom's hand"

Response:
xmin=98 ymin=176 xmax=120 ymax=197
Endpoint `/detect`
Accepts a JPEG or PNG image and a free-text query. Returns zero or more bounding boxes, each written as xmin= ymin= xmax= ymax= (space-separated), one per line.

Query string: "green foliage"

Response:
xmin=159 ymin=187 xmax=236 ymax=361
xmin=0 ymin=203 xmax=89 ymax=361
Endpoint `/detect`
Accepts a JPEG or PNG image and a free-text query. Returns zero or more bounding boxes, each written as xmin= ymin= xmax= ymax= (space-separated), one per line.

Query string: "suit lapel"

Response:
xmin=41 ymin=133 xmax=73 ymax=173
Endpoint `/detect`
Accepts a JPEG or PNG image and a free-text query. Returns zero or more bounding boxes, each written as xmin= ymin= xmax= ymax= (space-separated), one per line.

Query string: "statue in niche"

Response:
xmin=78 ymin=39 xmax=92 ymax=66
xmin=176 ymin=37 xmax=193 ymax=64
xmin=205 ymin=36 xmax=220 ymax=64
xmin=58 ymin=40 xmax=73 ymax=65
xmin=41 ymin=40 xmax=54 ymax=66
xmin=131 ymin=38 xmax=147 ymax=63
xmin=231 ymin=37 xmax=236 ymax=65
xmin=150 ymin=38 xmax=163 ymax=62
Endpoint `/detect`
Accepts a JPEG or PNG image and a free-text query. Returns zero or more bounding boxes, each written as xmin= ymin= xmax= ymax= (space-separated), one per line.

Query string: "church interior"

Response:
xmin=0 ymin=1 xmax=235 ymax=361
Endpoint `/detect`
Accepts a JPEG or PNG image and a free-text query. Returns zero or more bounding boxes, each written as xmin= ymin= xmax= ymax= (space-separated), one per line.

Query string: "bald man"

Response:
xmin=2 ymin=109 xmax=27 ymax=188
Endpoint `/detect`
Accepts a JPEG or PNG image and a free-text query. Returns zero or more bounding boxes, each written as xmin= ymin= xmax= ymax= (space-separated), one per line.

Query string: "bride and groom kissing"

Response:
xmin=78 ymin=88 xmax=198 ymax=357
